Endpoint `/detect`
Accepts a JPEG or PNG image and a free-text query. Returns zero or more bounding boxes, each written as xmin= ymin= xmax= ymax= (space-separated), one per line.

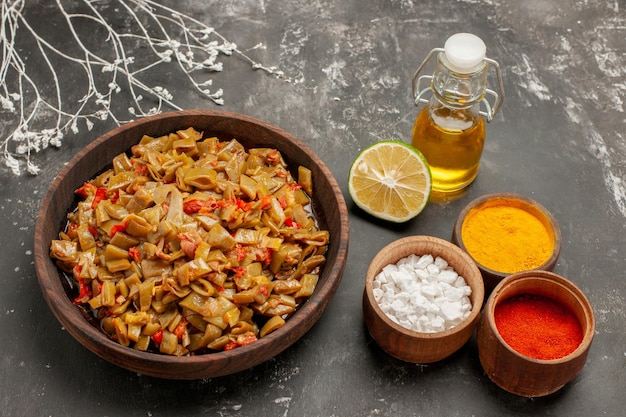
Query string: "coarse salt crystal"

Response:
xmin=372 ymin=288 xmax=384 ymax=301
xmin=426 ymin=263 xmax=440 ymax=276
xmin=415 ymin=268 xmax=429 ymax=280
xmin=434 ymin=256 xmax=448 ymax=270
xmin=438 ymin=270 xmax=458 ymax=284
xmin=421 ymin=284 xmax=438 ymax=299
xmin=453 ymin=276 xmax=467 ymax=288
xmin=396 ymin=291 xmax=410 ymax=304
xmin=444 ymin=286 xmax=465 ymax=302
xmin=440 ymin=301 xmax=463 ymax=322
xmin=415 ymin=254 xmax=434 ymax=269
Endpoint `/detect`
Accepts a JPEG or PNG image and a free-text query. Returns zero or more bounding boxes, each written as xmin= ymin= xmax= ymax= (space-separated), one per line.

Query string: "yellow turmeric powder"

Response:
xmin=461 ymin=200 xmax=554 ymax=274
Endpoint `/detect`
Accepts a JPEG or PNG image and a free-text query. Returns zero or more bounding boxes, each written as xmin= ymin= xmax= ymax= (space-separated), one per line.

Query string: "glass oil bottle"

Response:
xmin=411 ymin=33 xmax=504 ymax=193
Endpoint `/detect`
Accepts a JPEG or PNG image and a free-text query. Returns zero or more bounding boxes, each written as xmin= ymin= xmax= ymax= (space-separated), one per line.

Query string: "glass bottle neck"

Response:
xmin=431 ymin=53 xmax=488 ymax=109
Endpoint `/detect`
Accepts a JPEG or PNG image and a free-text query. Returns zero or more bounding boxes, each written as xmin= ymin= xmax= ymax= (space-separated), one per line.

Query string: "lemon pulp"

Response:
xmin=348 ymin=141 xmax=431 ymax=223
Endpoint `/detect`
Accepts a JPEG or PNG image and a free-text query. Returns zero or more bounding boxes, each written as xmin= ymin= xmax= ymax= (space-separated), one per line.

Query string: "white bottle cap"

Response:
xmin=443 ymin=33 xmax=486 ymax=74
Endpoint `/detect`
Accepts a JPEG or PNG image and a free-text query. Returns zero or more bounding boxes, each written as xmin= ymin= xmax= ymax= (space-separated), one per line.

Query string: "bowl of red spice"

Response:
xmin=476 ymin=270 xmax=595 ymax=397
xmin=363 ymin=235 xmax=484 ymax=364
xmin=452 ymin=193 xmax=561 ymax=294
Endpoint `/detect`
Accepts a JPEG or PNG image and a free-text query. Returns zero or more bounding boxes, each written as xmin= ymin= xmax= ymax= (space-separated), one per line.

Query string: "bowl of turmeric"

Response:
xmin=34 ymin=110 xmax=349 ymax=379
xmin=451 ymin=193 xmax=561 ymax=294
xmin=476 ymin=270 xmax=595 ymax=397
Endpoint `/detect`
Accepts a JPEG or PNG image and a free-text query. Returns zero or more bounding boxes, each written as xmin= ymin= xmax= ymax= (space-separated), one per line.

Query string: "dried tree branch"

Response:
xmin=0 ymin=0 xmax=283 ymax=175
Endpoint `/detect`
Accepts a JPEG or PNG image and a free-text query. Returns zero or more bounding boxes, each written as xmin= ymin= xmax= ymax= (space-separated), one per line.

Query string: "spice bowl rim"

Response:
xmin=451 ymin=192 xmax=562 ymax=291
xmin=476 ymin=269 xmax=595 ymax=397
xmin=363 ymin=235 xmax=485 ymax=363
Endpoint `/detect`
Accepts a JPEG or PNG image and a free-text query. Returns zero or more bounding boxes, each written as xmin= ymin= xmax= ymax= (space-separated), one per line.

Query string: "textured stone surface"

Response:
xmin=1 ymin=0 xmax=624 ymax=415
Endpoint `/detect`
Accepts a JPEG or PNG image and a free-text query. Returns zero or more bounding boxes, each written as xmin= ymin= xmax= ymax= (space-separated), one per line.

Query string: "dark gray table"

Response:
xmin=2 ymin=1 xmax=624 ymax=415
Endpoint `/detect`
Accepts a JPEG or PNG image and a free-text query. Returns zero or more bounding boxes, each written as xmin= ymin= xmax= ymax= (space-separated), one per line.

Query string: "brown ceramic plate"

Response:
xmin=34 ymin=110 xmax=349 ymax=379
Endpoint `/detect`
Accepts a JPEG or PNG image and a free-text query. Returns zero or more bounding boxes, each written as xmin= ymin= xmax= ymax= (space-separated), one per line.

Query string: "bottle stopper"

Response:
xmin=443 ymin=33 xmax=487 ymax=74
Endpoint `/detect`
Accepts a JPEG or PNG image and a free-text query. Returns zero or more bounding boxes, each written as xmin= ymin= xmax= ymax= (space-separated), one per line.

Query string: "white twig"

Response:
xmin=0 ymin=0 xmax=284 ymax=175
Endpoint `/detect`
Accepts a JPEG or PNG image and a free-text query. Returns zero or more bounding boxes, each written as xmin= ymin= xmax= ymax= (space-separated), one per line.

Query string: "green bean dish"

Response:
xmin=50 ymin=127 xmax=329 ymax=355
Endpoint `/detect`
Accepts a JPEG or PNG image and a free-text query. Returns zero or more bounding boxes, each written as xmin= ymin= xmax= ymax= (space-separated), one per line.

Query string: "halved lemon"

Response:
xmin=348 ymin=140 xmax=431 ymax=223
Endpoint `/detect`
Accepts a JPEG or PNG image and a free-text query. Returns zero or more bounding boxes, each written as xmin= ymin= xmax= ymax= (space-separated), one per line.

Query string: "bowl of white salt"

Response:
xmin=363 ymin=235 xmax=484 ymax=363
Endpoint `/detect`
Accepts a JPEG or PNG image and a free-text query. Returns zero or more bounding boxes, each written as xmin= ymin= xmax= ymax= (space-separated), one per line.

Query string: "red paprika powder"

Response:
xmin=494 ymin=293 xmax=583 ymax=360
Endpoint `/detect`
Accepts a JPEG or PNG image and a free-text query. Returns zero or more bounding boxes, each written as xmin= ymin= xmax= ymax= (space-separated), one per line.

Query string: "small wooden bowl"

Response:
xmin=476 ymin=270 xmax=595 ymax=397
xmin=452 ymin=193 xmax=561 ymax=294
xmin=34 ymin=110 xmax=350 ymax=379
xmin=363 ymin=236 xmax=484 ymax=363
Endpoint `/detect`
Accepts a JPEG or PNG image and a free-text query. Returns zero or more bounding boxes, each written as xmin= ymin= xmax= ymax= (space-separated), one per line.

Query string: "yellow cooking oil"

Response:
xmin=411 ymin=105 xmax=485 ymax=193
